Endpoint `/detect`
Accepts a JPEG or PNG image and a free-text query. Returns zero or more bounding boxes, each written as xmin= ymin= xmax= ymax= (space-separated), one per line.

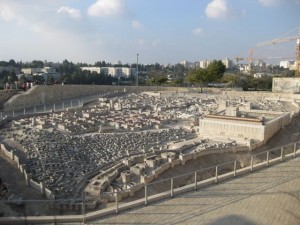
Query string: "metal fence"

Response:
xmin=0 ymin=141 xmax=299 ymax=224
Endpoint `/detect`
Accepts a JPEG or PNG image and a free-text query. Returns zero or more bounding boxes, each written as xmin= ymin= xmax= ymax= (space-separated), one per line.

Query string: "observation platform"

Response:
xmin=89 ymin=157 xmax=300 ymax=225
xmin=1 ymin=151 xmax=300 ymax=225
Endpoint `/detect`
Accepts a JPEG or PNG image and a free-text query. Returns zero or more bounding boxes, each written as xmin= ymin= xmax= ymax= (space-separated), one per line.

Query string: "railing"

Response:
xmin=0 ymin=90 xmax=122 ymax=121
xmin=0 ymin=141 xmax=299 ymax=224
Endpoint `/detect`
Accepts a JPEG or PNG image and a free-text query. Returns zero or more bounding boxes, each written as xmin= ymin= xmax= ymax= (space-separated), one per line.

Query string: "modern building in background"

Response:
xmin=181 ymin=58 xmax=233 ymax=70
xmin=21 ymin=67 xmax=61 ymax=82
xmin=279 ymin=60 xmax=295 ymax=70
xmin=222 ymin=58 xmax=233 ymax=69
xmin=80 ymin=67 xmax=134 ymax=78
xmin=80 ymin=67 xmax=101 ymax=74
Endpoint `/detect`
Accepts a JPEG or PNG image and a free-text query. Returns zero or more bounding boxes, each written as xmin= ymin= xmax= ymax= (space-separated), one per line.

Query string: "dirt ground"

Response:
xmin=0 ymin=150 xmax=47 ymax=216
xmin=255 ymin=115 xmax=300 ymax=152
xmin=0 ymin=151 xmax=45 ymax=201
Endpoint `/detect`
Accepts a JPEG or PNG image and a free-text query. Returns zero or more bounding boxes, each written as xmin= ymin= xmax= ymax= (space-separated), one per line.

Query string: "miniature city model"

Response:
xmin=0 ymin=91 xmax=298 ymax=210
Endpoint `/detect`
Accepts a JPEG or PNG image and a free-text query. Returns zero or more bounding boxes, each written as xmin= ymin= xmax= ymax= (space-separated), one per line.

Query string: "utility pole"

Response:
xmin=136 ymin=53 xmax=139 ymax=86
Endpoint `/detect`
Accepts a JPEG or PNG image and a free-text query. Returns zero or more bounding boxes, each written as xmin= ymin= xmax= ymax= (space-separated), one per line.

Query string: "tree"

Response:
xmin=150 ymin=74 xmax=168 ymax=91
xmin=221 ymin=74 xmax=239 ymax=88
xmin=206 ymin=60 xmax=226 ymax=82
xmin=172 ymin=78 xmax=184 ymax=92
xmin=31 ymin=60 xmax=44 ymax=68
xmin=61 ymin=74 xmax=72 ymax=84
xmin=47 ymin=75 xmax=55 ymax=84
xmin=186 ymin=68 xmax=208 ymax=92
xmin=8 ymin=59 xmax=16 ymax=67
xmin=8 ymin=71 xmax=17 ymax=83
xmin=33 ymin=75 xmax=45 ymax=85
xmin=19 ymin=75 xmax=27 ymax=85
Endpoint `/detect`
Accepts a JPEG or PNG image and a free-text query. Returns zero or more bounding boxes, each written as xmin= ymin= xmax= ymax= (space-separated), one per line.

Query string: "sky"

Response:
xmin=0 ymin=0 xmax=299 ymax=65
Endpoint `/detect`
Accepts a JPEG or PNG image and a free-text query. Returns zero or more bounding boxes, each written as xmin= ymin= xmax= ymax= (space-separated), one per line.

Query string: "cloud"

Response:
xmin=192 ymin=28 xmax=203 ymax=36
xmin=0 ymin=5 xmax=15 ymax=21
xmin=0 ymin=1 xmax=97 ymax=62
xmin=88 ymin=0 xmax=123 ymax=17
xmin=205 ymin=0 xmax=228 ymax=19
xmin=57 ymin=6 xmax=81 ymax=19
xmin=132 ymin=20 xmax=143 ymax=29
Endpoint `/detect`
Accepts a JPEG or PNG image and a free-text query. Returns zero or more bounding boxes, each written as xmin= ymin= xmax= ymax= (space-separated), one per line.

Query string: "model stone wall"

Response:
xmin=3 ymin=85 xmax=238 ymax=111
xmin=199 ymin=112 xmax=292 ymax=145
xmin=0 ymin=143 xmax=54 ymax=199
xmin=272 ymin=78 xmax=300 ymax=93
xmin=198 ymin=118 xmax=265 ymax=143
xmin=263 ymin=112 xmax=291 ymax=144
xmin=3 ymin=85 xmax=191 ymax=111
xmin=223 ymin=89 xmax=300 ymax=101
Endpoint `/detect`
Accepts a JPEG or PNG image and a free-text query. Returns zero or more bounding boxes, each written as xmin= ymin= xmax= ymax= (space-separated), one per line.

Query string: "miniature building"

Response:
xmin=121 ymin=171 xmax=132 ymax=183
xmin=130 ymin=164 xmax=145 ymax=176
xmin=198 ymin=109 xmax=291 ymax=145
xmin=144 ymin=156 xmax=157 ymax=167
xmin=225 ymin=107 xmax=240 ymax=117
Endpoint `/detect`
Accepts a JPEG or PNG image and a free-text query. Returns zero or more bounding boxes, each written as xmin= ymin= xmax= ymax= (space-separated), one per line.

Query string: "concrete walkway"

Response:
xmin=88 ymin=157 xmax=300 ymax=225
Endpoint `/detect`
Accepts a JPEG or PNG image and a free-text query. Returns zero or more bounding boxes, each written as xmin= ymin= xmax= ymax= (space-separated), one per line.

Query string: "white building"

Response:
xmin=222 ymin=58 xmax=233 ymax=69
xmin=180 ymin=60 xmax=189 ymax=68
xmin=21 ymin=67 xmax=57 ymax=74
xmin=280 ymin=60 xmax=295 ymax=70
xmin=253 ymin=73 xmax=266 ymax=78
xmin=80 ymin=67 xmax=133 ymax=78
xmin=121 ymin=68 xmax=133 ymax=77
xmin=21 ymin=68 xmax=41 ymax=74
xmin=80 ymin=67 xmax=101 ymax=74
xmin=106 ymin=67 xmax=133 ymax=77
xmin=199 ymin=60 xmax=212 ymax=69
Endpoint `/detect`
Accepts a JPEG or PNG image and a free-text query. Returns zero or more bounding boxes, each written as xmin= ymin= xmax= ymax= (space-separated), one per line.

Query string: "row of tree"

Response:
xmin=0 ymin=59 xmax=275 ymax=91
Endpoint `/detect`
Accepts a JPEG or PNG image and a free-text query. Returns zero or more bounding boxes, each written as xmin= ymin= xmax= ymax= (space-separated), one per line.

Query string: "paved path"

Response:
xmin=88 ymin=157 xmax=300 ymax=225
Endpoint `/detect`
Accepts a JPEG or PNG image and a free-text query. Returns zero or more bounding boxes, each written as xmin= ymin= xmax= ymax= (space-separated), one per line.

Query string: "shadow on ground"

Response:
xmin=206 ymin=214 xmax=257 ymax=225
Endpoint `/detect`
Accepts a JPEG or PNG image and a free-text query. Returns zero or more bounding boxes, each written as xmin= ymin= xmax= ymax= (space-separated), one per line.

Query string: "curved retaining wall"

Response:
xmin=4 ymin=85 xmax=300 ymax=112
xmin=3 ymin=85 xmax=242 ymax=111
xmin=0 ymin=90 xmax=17 ymax=109
xmin=3 ymin=85 xmax=188 ymax=111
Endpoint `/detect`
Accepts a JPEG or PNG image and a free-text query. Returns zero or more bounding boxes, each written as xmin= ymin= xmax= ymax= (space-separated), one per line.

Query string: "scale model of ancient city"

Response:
xmin=1 ymin=81 xmax=300 ymax=215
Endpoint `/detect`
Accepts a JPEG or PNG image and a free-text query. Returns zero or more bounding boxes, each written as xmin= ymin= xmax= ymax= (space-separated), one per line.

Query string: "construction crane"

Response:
xmin=256 ymin=28 xmax=300 ymax=76
xmin=234 ymin=49 xmax=257 ymax=75
xmin=234 ymin=57 xmax=265 ymax=63
xmin=234 ymin=48 xmax=266 ymax=75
